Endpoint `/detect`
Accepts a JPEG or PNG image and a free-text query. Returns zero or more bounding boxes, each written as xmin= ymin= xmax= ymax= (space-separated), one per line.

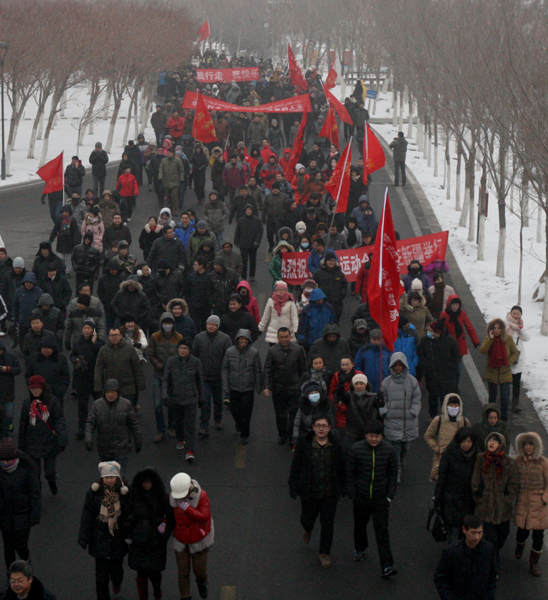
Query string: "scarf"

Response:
xmin=99 ymin=487 xmax=121 ymax=536
xmin=346 ymin=227 xmax=358 ymax=248
xmin=150 ymin=224 xmax=157 ymax=232
xmin=272 ymin=290 xmax=294 ymax=316
xmin=483 ymin=450 xmax=506 ymax=478
xmin=430 ymin=282 xmax=445 ymax=318
xmin=29 ymin=399 xmax=49 ymax=426
xmin=488 ymin=337 xmax=508 ymax=368
xmin=448 ymin=307 xmax=463 ymax=338
xmin=0 ymin=458 xmax=18 ymax=473
xmin=61 ymin=216 xmax=71 ymax=233
xmin=338 ymin=368 xmax=355 ymax=386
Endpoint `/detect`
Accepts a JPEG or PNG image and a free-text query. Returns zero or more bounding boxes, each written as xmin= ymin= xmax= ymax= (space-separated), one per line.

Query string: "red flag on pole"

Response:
xmin=324 ymin=87 xmax=353 ymax=125
xmin=325 ymin=57 xmax=337 ymax=89
xmin=284 ymin=105 xmax=309 ymax=183
xmin=36 ymin=152 xmax=64 ymax=194
xmin=287 ymin=44 xmax=308 ymax=91
xmin=363 ymin=123 xmax=386 ymax=183
xmin=194 ymin=93 xmax=217 ymax=144
xmin=367 ymin=190 xmax=401 ymax=351
xmin=319 ymin=103 xmax=339 ymax=149
xmin=325 ymin=142 xmax=352 ymax=213
xmin=197 ymin=19 xmax=210 ymax=43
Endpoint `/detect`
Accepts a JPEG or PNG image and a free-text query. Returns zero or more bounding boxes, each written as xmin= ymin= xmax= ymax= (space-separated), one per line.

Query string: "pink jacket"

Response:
xmin=81 ymin=214 xmax=105 ymax=252
xmin=237 ymin=281 xmax=260 ymax=324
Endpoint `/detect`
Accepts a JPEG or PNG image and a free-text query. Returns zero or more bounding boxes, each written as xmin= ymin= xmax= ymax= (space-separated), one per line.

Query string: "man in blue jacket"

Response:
xmin=393 ymin=316 xmax=418 ymax=376
xmin=12 ymin=274 xmax=43 ymax=350
xmin=297 ymin=289 xmax=336 ymax=351
xmin=354 ymin=329 xmax=392 ymax=392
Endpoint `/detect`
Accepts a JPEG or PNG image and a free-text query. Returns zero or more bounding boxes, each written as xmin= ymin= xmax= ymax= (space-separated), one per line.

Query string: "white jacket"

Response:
xmin=506 ymin=315 xmax=530 ymax=375
xmin=259 ymin=297 xmax=298 ymax=344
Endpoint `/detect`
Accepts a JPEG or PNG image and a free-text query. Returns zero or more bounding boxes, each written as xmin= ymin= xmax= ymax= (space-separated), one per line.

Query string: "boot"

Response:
xmin=515 ymin=541 xmax=526 ymax=559
xmin=512 ymin=397 xmax=522 ymax=413
xmin=151 ymin=575 xmax=162 ymax=600
xmin=136 ymin=575 xmax=148 ymax=600
xmin=530 ymin=550 xmax=541 ymax=576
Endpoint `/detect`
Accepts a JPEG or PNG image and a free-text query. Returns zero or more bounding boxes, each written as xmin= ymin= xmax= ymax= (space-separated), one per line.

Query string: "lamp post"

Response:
xmin=0 ymin=42 xmax=8 ymax=181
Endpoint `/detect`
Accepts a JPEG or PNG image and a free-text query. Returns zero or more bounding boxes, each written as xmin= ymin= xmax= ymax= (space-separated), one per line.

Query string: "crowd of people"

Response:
xmin=0 ymin=49 xmax=542 ymax=600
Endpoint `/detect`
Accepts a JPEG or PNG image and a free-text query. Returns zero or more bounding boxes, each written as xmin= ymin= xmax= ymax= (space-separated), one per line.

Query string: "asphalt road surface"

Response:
xmin=0 ymin=139 xmax=546 ymax=600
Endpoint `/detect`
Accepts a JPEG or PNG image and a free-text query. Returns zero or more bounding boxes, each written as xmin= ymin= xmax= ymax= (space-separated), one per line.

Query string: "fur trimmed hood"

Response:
xmin=167 ymin=297 xmax=189 ymax=315
xmin=486 ymin=317 xmax=507 ymax=340
xmin=120 ymin=279 xmax=143 ymax=293
xmin=516 ymin=432 xmax=543 ymax=459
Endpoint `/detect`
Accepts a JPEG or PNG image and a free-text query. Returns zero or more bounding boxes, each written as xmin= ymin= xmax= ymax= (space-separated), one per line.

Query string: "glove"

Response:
xmin=135 ymin=445 xmax=142 ymax=454
xmin=58 ymin=446 xmax=66 ymax=453
xmin=158 ymin=522 xmax=166 ymax=534
xmin=65 ymin=341 xmax=71 ymax=352
xmin=79 ymin=542 xmax=88 ymax=550
xmin=376 ymin=390 xmax=385 ymax=402
xmin=125 ymin=538 xmax=132 ymax=544
xmin=30 ymin=518 xmax=40 ymax=527
xmin=133 ymin=342 xmax=142 ymax=349
xmin=474 ymin=343 xmax=480 ymax=348
xmin=386 ymin=497 xmax=392 ymax=504
xmin=289 ymin=489 xmax=297 ymax=500
xmin=253 ymin=242 xmax=260 ymax=248
xmin=180 ymin=500 xmax=190 ymax=511
xmin=41 ymin=196 xmax=46 ymax=205
xmin=85 ymin=441 xmax=93 ymax=452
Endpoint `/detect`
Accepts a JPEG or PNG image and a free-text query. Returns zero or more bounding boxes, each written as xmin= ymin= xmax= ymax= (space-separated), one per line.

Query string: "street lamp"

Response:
xmin=0 ymin=42 xmax=8 ymax=181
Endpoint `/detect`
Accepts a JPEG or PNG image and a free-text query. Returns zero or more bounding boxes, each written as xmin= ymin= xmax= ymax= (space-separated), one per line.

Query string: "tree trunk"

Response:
xmin=427 ymin=121 xmax=432 ymax=168
xmin=102 ymin=83 xmax=112 ymax=120
xmin=39 ymin=88 xmax=64 ymax=166
xmin=416 ymin=114 xmax=422 ymax=152
xmin=392 ymin=87 xmax=398 ymax=128
xmin=122 ymin=98 xmax=134 ymax=149
xmin=398 ymin=89 xmax=404 ymax=133
xmin=538 ymin=201 xmax=543 ymax=244
xmin=36 ymin=109 xmax=45 ymax=140
xmin=407 ymin=96 xmax=413 ymax=139
xmin=542 ymin=212 xmax=548 ymax=336
xmin=496 ymin=144 xmax=507 ymax=277
xmin=518 ymin=209 xmax=524 ymax=305
xmin=106 ymin=97 xmax=122 ymax=154
xmin=467 ymin=144 xmax=476 ymax=243
xmin=433 ymin=121 xmax=439 ymax=177
xmin=521 ymin=171 xmax=529 ymax=227
xmin=27 ymin=99 xmax=47 ymax=159
xmin=477 ymin=166 xmax=487 ymax=261
xmin=445 ymin=134 xmax=451 ymax=200
xmin=456 ymin=142 xmax=462 ymax=211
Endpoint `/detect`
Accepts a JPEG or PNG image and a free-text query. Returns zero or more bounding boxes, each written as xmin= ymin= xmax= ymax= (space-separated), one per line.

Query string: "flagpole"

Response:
xmin=61 ymin=151 xmax=64 ymax=200
xmin=193 ymin=88 xmax=199 ymax=141
xmin=378 ymin=188 xmax=388 ymax=389
xmin=328 ymin=137 xmax=352 ymax=232
xmin=364 ymin=123 xmax=369 ymax=182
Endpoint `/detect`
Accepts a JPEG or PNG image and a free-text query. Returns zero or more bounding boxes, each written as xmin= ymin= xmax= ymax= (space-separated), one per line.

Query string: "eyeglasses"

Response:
xmin=10 ymin=578 xmax=27 ymax=586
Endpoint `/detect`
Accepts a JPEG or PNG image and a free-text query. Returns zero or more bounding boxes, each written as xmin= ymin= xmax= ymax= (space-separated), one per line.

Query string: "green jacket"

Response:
xmin=159 ymin=155 xmax=185 ymax=189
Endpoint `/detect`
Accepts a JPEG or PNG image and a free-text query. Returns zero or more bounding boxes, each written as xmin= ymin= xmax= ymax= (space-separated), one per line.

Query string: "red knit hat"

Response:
xmin=28 ymin=375 xmax=46 ymax=390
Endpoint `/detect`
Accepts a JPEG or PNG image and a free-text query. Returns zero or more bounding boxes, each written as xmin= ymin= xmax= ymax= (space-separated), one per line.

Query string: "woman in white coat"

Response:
xmin=506 ymin=305 xmax=530 ymax=414
xmin=259 ymin=281 xmax=298 ymax=345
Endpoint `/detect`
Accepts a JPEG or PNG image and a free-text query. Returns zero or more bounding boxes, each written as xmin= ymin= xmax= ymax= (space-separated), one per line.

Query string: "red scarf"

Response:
xmin=272 ymin=290 xmax=294 ymax=316
xmin=483 ymin=450 xmax=506 ymax=478
xmin=488 ymin=337 xmax=508 ymax=368
xmin=29 ymin=399 xmax=49 ymax=426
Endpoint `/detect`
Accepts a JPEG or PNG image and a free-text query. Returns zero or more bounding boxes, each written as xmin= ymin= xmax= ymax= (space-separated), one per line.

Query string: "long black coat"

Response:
xmin=0 ymin=451 xmax=41 ymax=531
xmin=0 ymin=338 xmax=21 ymax=403
xmin=97 ymin=270 xmax=127 ymax=311
xmin=18 ymin=390 xmax=68 ymax=458
xmin=417 ymin=329 xmax=460 ymax=396
xmin=126 ymin=469 xmax=175 ymax=572
xmin=49 ymin=216 xmax=80 ymax=254
xmin=234 ymin=214 xmax=264 ymax=250
xmin=78 ymin=482 xmax=129 ymax=559
xmin=219 ymin=307 xmax=259 ymax=343
xmin=38 ymin=274 xmax=72 ymax=312
xmin=26 ymin=350 xmax=70 ymax=402
xmin=313 ymin=264 xmax=348 ymax=313
xmin=434 ymin=440 xmax=477 ymax=527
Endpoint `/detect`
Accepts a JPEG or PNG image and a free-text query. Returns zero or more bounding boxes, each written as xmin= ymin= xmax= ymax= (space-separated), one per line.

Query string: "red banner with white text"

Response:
xmin=281 ymin=231 xmax=449 ymax=285
xmin=182 ymin=91 xmax=311 ymax=114
xmin=196 ymin=67 xmax=260 ymax=83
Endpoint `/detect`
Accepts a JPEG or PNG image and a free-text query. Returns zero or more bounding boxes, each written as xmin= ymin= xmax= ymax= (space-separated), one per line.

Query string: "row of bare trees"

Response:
xmin=0 ymin=0 xmax=196 ymax=172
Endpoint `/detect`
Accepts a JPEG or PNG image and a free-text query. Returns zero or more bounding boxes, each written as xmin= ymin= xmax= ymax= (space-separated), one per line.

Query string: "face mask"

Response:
xmin=309 ymin=392 xmax=321 ymax=403
xmin=447 ymin=406 xmax=460 ymax=417
xmin=301 ymin=242 xmax=309 ymax=249
xmin=162 ymin=323 xmax=174 ymax=332
xmin=125 ymin=326 xmax=134 ymax=332
xmin=427 ymin=331 xmax=435 ymax=339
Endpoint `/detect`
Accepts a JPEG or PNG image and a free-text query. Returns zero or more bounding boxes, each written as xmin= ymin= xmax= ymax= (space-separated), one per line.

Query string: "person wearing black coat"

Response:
xmin=219 ymin=294 xmax=259 ymax=343
xmin=0 ymin=561 xmax=58 ymax=600
xmin=78 ymin=462 xmax=130 ymax=600
xmin=346 ymin=420 xmax=398 ymax=576
xmin=18 ymin=376 xmax=68 ymax=495
xmin=434 ymin=427 xmax=478 ymax=544
xmin=288 ymin=419 xmax=346 ymax=567
xmin=64 ymin=157 xmax=85 ymax=196
xmin=234 ymin=205 xmax=264 ymax=281
xmin=148 ymin=227 xmax=186 ymax=273
xmin=49 ymin=205 xmax=80 ymax=273
xmin=0 ymin=338 xmax=21 ymax=431
xmin=126 ymin=468 xmax=175 ymax=600
xmin=0 ymin=262 xmax=26 ymax=321
xmin=312 ymin=251 xmax=348 ymax=322
xmin=71 ymin=233 xmax=101 ymax=291
xmin=89 ymin=143 xmax=109 ymax=197
xmin=138 ymin=217 xmax=163 ymax=262
xmin=111 ymin=280 xmax=151 ymax=329
xmin=0 ymin=438 xmax=41 ymax=571
xmin=71 ymin=318 xmax=104 ymax=440
xmin=185 ymin=259 xmax=210 ymax=332
xmin=124 ymin=142 xmax=143 ymax=184
xmin=153 ymin=263 xmax=185 ymax=304
xmin=97 ymin=261 xmax=127 ymax=331
xmin=32 ymin=242 xmax=66 ymax=283
xmin=207 ymin=257 xmax=240 ymax=317
xmin=25 ymin=337 xmax=70 ymax=407
xmin=417 ymin=320 xmax=460 ymax=418
xmin=38 ymin=269 xmax=72 ymax=315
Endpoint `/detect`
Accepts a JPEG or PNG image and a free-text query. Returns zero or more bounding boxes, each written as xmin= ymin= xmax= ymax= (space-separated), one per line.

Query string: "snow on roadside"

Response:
xmin=0 ymin=82 xmax=154 ymax=187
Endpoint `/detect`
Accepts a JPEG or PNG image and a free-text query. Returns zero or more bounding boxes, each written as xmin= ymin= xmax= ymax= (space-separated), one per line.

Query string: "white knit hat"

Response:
xmin=411 ymin=278 xmax=423 ymax=291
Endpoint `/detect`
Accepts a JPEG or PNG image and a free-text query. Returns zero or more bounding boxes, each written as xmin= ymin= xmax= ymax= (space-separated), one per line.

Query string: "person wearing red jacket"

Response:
xmin=167 ymin=110 xmax=185 ymax=145
xmin=260 ymin=154 xmax=284 ymax=190
xmin=328 ymin=356 xmax=364 ymax=428
xmin=440 ymin=294 xmax=480 ymax=382
xmin=291 ymin=164 xmax=310 ymax=205
xmin=170 ymin=473 xmax=213 ymax=600
xmin=355 ymin=260 xmax=371 ymax=302
xmin=115 ymin=166 xmax=139 ymax=223
xmin=278 ymin=148 xmax=292 ymax=176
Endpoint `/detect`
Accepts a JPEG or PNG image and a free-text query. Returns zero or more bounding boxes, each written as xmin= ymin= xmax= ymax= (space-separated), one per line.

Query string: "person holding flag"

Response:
xmin=37 ymin=153 xmax=64 ymax=224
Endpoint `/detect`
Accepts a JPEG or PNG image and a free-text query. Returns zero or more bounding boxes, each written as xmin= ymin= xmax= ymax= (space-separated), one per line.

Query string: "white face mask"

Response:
xmin=162 ymin=323 xmax=174 ymax=332
xmin=447 ymin=406 xmax=460 ymax=417
xmin=309 ymin=392 xmax=321 ymax=403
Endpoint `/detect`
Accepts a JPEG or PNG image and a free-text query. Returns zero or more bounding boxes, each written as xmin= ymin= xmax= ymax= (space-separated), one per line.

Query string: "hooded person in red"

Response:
xmin=236 ymin=281 xmax=260 ymax=324
xmin=259 ymin=154 xmax=284 ymax=190
xmin=279 ymin=148 xmax=292 ymax=175
xmin=440 ymin=294 xmax=480 ymax=361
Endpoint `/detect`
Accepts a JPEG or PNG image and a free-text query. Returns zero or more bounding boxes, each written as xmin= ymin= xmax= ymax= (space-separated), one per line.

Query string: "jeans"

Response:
xmin=456 ymin=356 xmax=463 ymax=384
xmin=4 ymin=401 xmax=14 ymax=428
xmin=487 ymin=381 xmax=511 ymax=421
xmin=229 ymin=390 xmax=254 ymax=438
xmin=394 ymin=160 xmax=406 ymax=185
xmin=57 ymin=251 xmax=72 ymax=273
xmin=190 ymin=306 xmax=211 ymax=333
xmin=272 ymin=390 xmax=300 ymax=441
xmin=95 ymin=557 xmax=124 ymax=600
xmin=344 ymin=122 xmax=354 ymax=139
xmin=241 ymin=247 xmax=258 ymax=279
xmin=428 ymin=392 xmax=442 ymax=418
xmin=99 ymin=453 xmax=128 ymax=475
xmin=1 ymin=525 xmax=30 ymax=572
xmin=178 ymin=181 xmax=187 ymax=209
xmin=353 ymin=498 xmax=394 ymax=570
xmin=301 ymin=496 xmax=338 ymax=554
xmin=200 ymin=380 xmax=223 ymax=428
xmin=390 ymin=441 xmax=410 ymax=469
xmin=105 ymin=308 xmax=116 ymax=332
xmin=152 ymin=374 xmax=166 ymax=434
xmin=517 ymin=527 xmax=545 ymax=553
xmin=120 ymin=196 xmax=135 ymax=221
xmin=175 ymin=547 xmax=208 ymax=599
xmin=92 ymin=176 xmax=105 ymax=197
xmin=172 ymin=402 xmax=197 ymax=451
xmin=48 ymin=198 xmax=62 ymax=224
xmin=29 ymin=455 xmax=57 ymax=483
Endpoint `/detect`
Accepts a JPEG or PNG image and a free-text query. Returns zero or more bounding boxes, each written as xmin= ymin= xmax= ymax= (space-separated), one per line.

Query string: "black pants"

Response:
xmin=428 ymin=392 xmax=443 ymax=418
xmin=272 ymin=390 xmax=300 ymax=441
xmin=394 ymin=160 xmax=406 ymax=185
xmin=344 ymin=122 xmax=354 ymax=139
xmin=353 ymin=498 xmax=394 ymax=570
xmin=120 ymin=196 xmax=135 ymax=220
xmin=301 ymin=496 xmax=338 ymax=554
xmin=512 ymin=372 xmax=522 ymax=399
xmin=194 ymin=171 xmax=206 ymax=202
xmin=29 ymin=455 xmax=57 ymax=483
xmin=1 ymin=525 xmax=30 ymax=571
xmin=483 ymin=520 xmax=510 ymax=562
xmin=95 ymin=557 xmax=124 ymax=600
xmin=172 ymin=402 xmax=197 ymax=452
xmin=190 ymin=306 xmax=211 ymax=333
xmin=240 ymin=247 xmax=258 ymax=279
xmin=517 ymin=527 xmax=545 ymax=552
xmin=153 ymin=180 xmax=164 ymax=206
xmin=266 ymin=220 xmax=277 ymax=250
xmin=229 ymin=390 xmax=254 ymax=438
xmin=75 ymin=378 xmax=96 ymax=430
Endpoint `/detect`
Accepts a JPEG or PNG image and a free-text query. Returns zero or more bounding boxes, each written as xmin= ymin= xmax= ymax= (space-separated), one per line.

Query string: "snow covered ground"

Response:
xmin=0 ymin=82 xmax=154 ymax=187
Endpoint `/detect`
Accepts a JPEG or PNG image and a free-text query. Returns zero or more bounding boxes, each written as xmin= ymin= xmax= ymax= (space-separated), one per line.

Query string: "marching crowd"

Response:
xmin=0 ymin=51 xmax=542 ymax=600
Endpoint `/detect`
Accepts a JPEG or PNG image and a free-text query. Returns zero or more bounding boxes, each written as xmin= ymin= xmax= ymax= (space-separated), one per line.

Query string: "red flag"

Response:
xmin=36 ymin=152 xmax=64 ymax=194
xmin=363 ymin=123 xmax=386 ymax=183
xmin=284 ymin=111 xmax=308 ymax=184
xmin=287 ymin=44 xmax=308 ymax=91
xmin=244 ymin=148 xmax=259 ymax=176
xmin=325 ymin=142 xmax=352 ymax=213
xmin=367 ymin=191 xmax=401 ymax=351
xmin=194 ymin=93 xmax=217 ymax=144
xmin=197 ymin=19 xmax=210 ymax=43
xmin=324 ymin=87 xmax=353 ymax=125
xmin=319 ymin=103 xmax=339 ymax=149
xmin=325 ymin=57 xmax=337 ymax=89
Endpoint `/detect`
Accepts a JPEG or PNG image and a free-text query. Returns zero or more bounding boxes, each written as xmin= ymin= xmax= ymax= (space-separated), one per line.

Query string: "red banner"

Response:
xmin=282 ymin=231 xmax=449 ymax=285
xmin=37 ymin=152 xmax=64 ymax=194
xmin=182 ymin=91 xmax=311 ymax=114
xmin=197 ymin=19 xmax=210 ymax=43
xmin=196 ymin=67 xmax=260 ymax=83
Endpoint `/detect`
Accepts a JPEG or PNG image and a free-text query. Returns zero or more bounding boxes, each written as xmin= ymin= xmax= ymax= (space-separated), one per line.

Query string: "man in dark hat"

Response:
xmin=206 ymin=257 xmax=240 ymax=316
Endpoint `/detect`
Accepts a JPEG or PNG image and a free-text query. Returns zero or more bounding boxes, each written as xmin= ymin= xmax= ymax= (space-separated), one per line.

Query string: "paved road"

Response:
xmin=0 ymin=144 xmax=546 ymax=600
